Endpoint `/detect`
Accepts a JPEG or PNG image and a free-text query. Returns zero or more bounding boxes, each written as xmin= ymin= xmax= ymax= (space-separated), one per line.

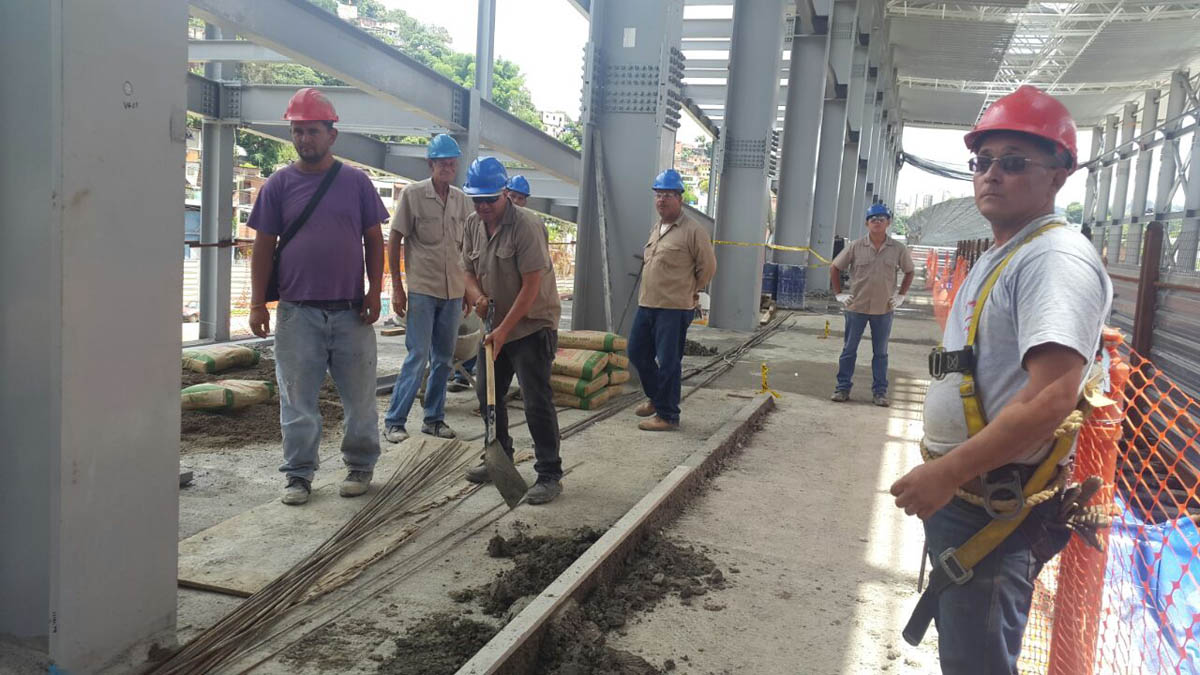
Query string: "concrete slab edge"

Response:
xmin=455 ymin=393 xmax=776 ymax=675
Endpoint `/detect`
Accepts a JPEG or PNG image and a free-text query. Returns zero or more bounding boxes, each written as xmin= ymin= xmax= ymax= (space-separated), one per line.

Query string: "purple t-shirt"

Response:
xmin=247 ymin=163 xmax=389 ymax=302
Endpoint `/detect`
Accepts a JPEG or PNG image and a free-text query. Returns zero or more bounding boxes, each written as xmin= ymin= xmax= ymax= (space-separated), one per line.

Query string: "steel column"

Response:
xmin=1107 ymin=102 xmax=1136 ymax=262
xmin=199 ymin=23 xmax=234 ymax=342
xmin=851 ymin=77 xmax=877 ymax=240
xmin=1155 ymin=71 xmax=1189 ymax=223
xmin=1096 ymin=114 xmax=1118 ymax=247
xmin=1125 ymin=90 xmax=1159 ymax=264
xmin=1082 ymin=125 xmax=1101 ymax=248
xmin=836 ymin=42 xmax=867 ymax=240
xmin=710 ymin=0 xmax=787 ymax=331
xmin=1177 ymin=116 xmax=1200 ymax=272
xmin=773 ymin=11 xmax=831 ymax=267
xmin=0 ymin=0 xmax=185 ymax=667
xmin=707 ymin=124 xmax=723 ymax=217
xmin=476 ymin=0 xmax=496 ymax=101
xmin=572 ymin=0 xmax=685 ymax=333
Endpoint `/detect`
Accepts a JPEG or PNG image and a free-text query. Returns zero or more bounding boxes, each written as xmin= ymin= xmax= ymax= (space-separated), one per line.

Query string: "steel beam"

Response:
xmin=773 ymin=18 xmax=831 ymax=268
xmin=225 ymin=82 xmax=447 ymax=135
xmin=189 ymin=0 xmax=580 ymax=184
xmin=572 ymin=0 xmax=686 ymax=333
xmin=1107 ymin=102 xmax=1137 ymax=261
xmin=1125 ymin=89 xmax=1159 ymax=264
xmin=1178 ymin=117 xmax=1200 ymax=272
xmin=710 ymin=0 xmax=787 ymax=331
xmin=187 ymin=39 xmax=288 ymax=63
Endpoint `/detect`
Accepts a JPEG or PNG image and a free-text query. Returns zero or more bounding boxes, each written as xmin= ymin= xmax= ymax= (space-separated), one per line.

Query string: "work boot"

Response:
xmin=526 ymin=479 xmax=563 ymax=505
xmin=634 ymin=400 xmax=656 ymax=417
xmin=340 ymin=470 xmax=373 ymax=497
xmin=384 ymin=425 xmax=409 ymax=444
xmin=830 ymin=390 xmax=850 ymax=402
xmin=447 ymin=380 xmax=469 ymax=393
xmin=638 ymin=415 xmax=678 ymax=432
xmin=873 ymin=394 xmax=890 ymax=407
xmin=422 ymin=421 xmax=457 ymax=439
xmin=465 ymin=463 xmax=491 ymax=484
xmin=281 ymin=476 xmax=311 ymax=506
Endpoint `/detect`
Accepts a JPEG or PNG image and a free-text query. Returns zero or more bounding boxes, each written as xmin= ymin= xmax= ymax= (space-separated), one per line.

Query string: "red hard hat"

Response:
xmin=964 ymin=85 xmax=1077 ymax=170
xmin=283 ymin=88 xmax=339 ymax=122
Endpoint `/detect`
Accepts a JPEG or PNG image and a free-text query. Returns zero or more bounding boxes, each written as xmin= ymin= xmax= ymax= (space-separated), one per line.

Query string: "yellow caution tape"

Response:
xmin=758 ymin=362 xmax=780 ymax=399
xmin=712 ymin=240 xmax=833 ymax=266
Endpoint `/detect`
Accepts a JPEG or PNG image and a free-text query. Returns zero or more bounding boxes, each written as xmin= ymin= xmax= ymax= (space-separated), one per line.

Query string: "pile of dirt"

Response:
xmin=375 ymin=613 xmax=499 ymax=675
xmin=683 ymin=340 xmax=719 ymax=357
xmin=450 ymin=527 xmax=604 ymax=617
xmin=536 ymin=534 xmax=726 ymax=675
xmin=181 ymin=355 xmax=343 ymax=452
xmin=278 ymin=619 xmax=391 ymax=672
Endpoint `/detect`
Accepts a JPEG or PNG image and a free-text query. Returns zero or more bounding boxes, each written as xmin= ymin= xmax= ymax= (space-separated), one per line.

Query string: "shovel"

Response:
xmin=482 ymin=301 xmax=528 ymax=508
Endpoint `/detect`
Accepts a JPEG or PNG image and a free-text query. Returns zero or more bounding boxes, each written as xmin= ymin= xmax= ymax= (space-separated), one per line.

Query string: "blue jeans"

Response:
xmin=274 ymin=302 xmax=380 ymax=481
xmin=628 ymin=306 xmax=692 ymax=424
xmin=384 ymin=292 xmax=461 ymax=429
xmin=836 ymin=310 xmax=893 ymax=395
xmin=454 ymin=356 xmax=477 ymax=384
xmin=923 ymin=498 xmax=1070 ymax=674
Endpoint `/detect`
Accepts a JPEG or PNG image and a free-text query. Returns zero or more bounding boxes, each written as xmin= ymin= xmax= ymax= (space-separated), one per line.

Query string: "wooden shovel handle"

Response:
xmin=485 ymin=341 xmax=496 ymax=407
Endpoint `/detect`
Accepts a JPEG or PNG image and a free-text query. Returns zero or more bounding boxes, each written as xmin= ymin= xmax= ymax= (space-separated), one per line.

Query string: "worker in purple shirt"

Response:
xmin=247 ymin=88 xmax=389 ymax=506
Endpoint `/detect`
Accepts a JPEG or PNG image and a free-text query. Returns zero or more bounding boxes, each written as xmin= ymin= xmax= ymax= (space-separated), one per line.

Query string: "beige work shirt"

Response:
xmin=391 ymin=177 xmax=471 ymax=300
xmin=461 ymin=203 xmax=561 ymax=344
xmin=638 ymin=212 xmax=718 ymax=310
xmin=832 ymin=235 xmax=914 ymax=315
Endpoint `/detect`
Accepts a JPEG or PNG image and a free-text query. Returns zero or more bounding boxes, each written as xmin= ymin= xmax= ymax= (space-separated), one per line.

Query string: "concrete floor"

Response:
xmin=168 ymin=293 xmax=946 ymax=674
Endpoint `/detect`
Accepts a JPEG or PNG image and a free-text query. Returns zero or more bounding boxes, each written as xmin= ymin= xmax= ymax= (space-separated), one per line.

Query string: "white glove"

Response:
xmin=836 ymin=293 xmax=853 ymax=307
xmin=890 ymin=294 xmax=907 ymax=310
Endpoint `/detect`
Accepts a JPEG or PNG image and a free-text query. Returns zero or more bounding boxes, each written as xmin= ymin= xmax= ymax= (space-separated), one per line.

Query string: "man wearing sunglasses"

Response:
xmin=460 ymin=157 xmax=564 ymax=505
xmin=889 ymin=86 xmax=1112 ymax=673
xmin=383 ymin=134 xmax=472 ymax=444
xmin=829 ymin=203 xmax=915 ymax=407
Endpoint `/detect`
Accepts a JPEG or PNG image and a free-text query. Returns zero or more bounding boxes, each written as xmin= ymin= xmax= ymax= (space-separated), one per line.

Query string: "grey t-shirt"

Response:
xmin=922 ymin=213 xmax=1113 ymax=465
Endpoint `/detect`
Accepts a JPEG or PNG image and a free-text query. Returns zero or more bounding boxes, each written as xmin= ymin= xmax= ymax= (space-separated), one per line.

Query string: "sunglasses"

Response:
xmin=472 ymin=195 xmax=501 ymax=205
xmin=968 ymin=155 xmax=1056 ymax=175
xmin=867 ymin=215 xmax=889 ymax=223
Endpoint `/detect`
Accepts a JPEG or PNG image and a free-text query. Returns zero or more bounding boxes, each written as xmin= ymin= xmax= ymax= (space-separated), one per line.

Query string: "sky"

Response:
xmin=381 ymin=0 xmax=1091 ymax=211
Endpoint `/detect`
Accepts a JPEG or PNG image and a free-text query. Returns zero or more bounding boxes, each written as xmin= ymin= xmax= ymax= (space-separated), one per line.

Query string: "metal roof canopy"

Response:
xmin=681 ymin=1 xmax=1200 ymax=129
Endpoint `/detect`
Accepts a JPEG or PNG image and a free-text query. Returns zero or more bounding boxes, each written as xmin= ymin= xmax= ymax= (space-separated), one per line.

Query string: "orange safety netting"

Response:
xmin=930 ymin=251 xmax=966 ymax=330
xmin=1017 ymin=329 xmax=1200 ymax=674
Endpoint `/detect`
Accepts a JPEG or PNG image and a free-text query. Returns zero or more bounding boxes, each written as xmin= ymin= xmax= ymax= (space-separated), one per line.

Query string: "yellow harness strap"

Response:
xmin=959 ymin=221 xmax=1065 ymax=437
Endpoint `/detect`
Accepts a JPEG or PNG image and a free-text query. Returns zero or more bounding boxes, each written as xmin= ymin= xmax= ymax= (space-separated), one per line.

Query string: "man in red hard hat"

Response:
xmin=247 ymin=88 xmax=390 ymax=506
xmin=890 ymin=85 xmax=1112 ymax=672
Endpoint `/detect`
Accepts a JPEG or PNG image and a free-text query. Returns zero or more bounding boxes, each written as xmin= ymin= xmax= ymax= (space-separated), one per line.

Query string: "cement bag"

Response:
xmin=552 ymin=349 xmax=610 ymax=380
xmin=607 ymin=351 xmax=630 ymax=369
xmin=607 ymin=384 xmax=625 ymax=397
xmin=557 ymin=330 xmax=628 ymax=353
xmin=550 ymin=372 xmax=609 ymax=398
xmin=182 ymin=344 xmax=260 ymax=374
xmin=182 ymin=379 xmax=276 ymax=412
xmin=553 ymin=386 xmax=613 ymax=410
xmin=606 ymin=368 xmax=631 ymax=385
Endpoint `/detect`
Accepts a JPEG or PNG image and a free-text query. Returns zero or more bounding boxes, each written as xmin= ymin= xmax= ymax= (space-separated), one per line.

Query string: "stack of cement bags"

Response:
xmin=552 ymin=331 xmax=631 ymax=410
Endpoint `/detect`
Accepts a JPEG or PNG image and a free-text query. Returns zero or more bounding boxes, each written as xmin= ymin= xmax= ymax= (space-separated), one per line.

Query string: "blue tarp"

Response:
xmin=1102 ymin=495 xmax=1200 ymax=673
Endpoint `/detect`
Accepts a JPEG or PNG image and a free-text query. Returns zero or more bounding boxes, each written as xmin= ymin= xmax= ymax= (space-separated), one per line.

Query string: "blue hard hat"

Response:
xmin=506 ymin=174 xmax=531 ymax=196
xmin=463 ymin=156 xmax=508 ymax=196
xmin=651 ymin=169 xmax=685 ymax=192
xmin=866 ymin=203 xmax=892 ymax=220
xmin=426 ymin=133 xmax=462 ymax=159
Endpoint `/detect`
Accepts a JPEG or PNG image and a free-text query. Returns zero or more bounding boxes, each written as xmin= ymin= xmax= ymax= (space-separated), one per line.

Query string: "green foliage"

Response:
xmin=682 ymin=184 xmax=699 ymax=206
xmin=309 ymin=0 xmax=339 ymax=12
xmin=545 ymin=216 xmax=577 ymax=242
xmin=356 ymin=0 xmax=387 ymax=19
xmin=694 ymin=135 xmax=713 ymax=156
xmin=237 ymin=62 xmax=345 ymax=86
xmin=237 ymin=131 xmax=297 ymax=177
xmin=1065 ymin=201 xmax=1083 ymax=224
xmin=891 ymin=214 xmax=909 ymax=235
xmin=698 ymin=178 xmax=709 ymax=194
xmin=557 ymin=119 xmax=583 ymax=151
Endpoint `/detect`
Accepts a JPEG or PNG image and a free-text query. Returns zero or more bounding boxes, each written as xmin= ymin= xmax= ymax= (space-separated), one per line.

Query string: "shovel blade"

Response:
xmin=484 ymin=440 xmax=527 ymax=508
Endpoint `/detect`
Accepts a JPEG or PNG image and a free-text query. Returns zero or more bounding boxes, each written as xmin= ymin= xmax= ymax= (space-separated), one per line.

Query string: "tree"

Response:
xmin=694 ymin=135 xmax=713 ymax=156
xmin=557 ymin=119 xmax=583 ymax=151
xmin=309 ymin=0 xmax=339 ymax=13
xmin=698 ymin=178 xmax=709 ymax=194
xmin=682 ymin=184 xmax=699 ymax=206
xmin=891 ymin=214 xmax=909 ymax=235
xmin=1065 ymin=201 xmax=1083 ymax=224
xmin=237 ymin=130 xmax=297 ymax=177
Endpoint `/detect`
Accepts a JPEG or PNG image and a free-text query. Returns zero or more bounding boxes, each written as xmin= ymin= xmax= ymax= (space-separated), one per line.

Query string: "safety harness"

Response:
xmin=904 ymin=220 xmax=1107 ymax=646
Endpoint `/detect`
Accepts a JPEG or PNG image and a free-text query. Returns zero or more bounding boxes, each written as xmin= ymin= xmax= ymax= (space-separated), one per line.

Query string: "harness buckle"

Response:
xmin=937 ymin=548 xmax=973 ymax=585
xmin=980 ymin=466 xmax=1026 ymax=521
xmin=928 ymin=346 xmax=975 ymax=380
